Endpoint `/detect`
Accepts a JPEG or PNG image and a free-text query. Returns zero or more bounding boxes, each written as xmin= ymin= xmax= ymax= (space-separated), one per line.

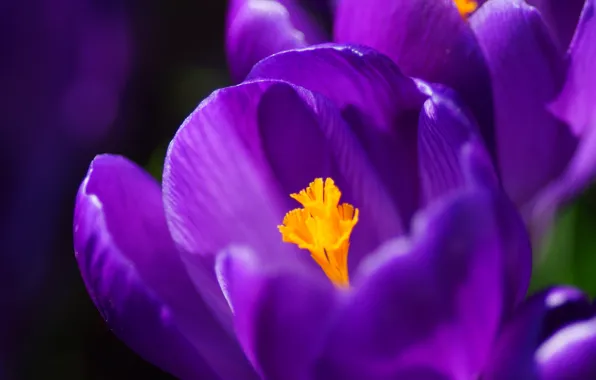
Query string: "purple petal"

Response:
xmin=74 ymin=155 xmax=256 ymax=380
xmin=530 ymin=122 xmax=596 ymax=240
xmin=549 ymin=0 xmax=596 ymax=136
xmin=417 ymin=89 xmax=531 ymax=310
xmin=536 ymin=287 xmax=594 ymax=342
xmin=537 ymin=317 xmax=596 ymax=379
xmin=417 ymin=84 xmax=485 ymax=204
xmin=333 ymin=0 xmax=495 ymax=149
xmin=527 ymin=0 xmax=585 ymax=51
xmin=462 ymin=141 xmax=533 ymax=316
xmin=163 ymin=79 xmax=403 ymax=294
xmin=483 ymin=286 xmax=592 ymax=380
xmin=163 ymin=82 xmax=299 ymax=265
xmin=317 ymin=189 xmax=503 ymax=379
xmin=470 ymin=0 xmax=578 ymax=206
xmin=274 ymin=0 xmax=329 ymax=42
xmin=248 ymin=44 xmax=427 ymax=228
xmin=216 ymin=245 xmax=338 ymax=379
xmin=525 ymin=0 xmax=596 ymax=239
xmin=226 ymin=0 xmax=327 ymax=82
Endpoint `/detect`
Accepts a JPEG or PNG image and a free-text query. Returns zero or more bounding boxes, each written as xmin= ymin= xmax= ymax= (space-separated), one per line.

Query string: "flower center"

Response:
xmin=278 ymin=178 xmax=359 ymax=287
xmin=454 ymin=0 xmax=478 ymax=18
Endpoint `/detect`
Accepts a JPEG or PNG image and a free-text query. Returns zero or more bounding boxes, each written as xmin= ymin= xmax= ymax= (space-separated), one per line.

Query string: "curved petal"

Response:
xmin=483 ymin=286 xmax=592 ymax=380
xmin=527 ymin=0 xmax=585 ymax=51
xmin=333 ymin=0 xmax=495 ymax=148
xmin=163 ymin=79 xmax=403 ymax=298
xmin=216 ymin=245 xmax=338 ymax=379
xmin=470 ymin=0 xmax=578 ymax=206
xmin=492 ymin=197 xmax=533 ymax=316
xmin=519 ymin=0 xmax=596 ymax=240
xmin=317 ymin=188 xmax=504 ymax=379
xmin=248 ymin=44 xmax=427 ymax=227
xmin=417 ymin=83 xmax=486 ymax=204
xmin=537 ymin=317 xmax=596 ymax=379
xmin=74 ymin=155 xmax=257 ymax=380
xmin=549 ymin=0 xmax=596 ymax=136
xmin=274 ymin=0 xmax=329 ymax=42
xmin=418 ymin=89 xmax=532 ymax=309
xmin=226 ymin=0 xmax=327 ymax=82
xmin=462 ymin=141 xmax=533 ymax=316
xmin=530 ymin=121 xmax=596 ymax=242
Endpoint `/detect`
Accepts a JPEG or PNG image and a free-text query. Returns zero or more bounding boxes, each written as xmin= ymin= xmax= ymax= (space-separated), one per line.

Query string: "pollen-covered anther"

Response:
xmin=454 ymin=0 xmax=478 ymax=19
xmin=278 ymin=178 xmax=358 ymax=287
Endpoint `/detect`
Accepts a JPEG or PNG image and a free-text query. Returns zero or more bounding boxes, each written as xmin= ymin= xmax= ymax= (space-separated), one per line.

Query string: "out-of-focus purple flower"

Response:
xmin=225 ymin=0 xmax=596 ymax=243
xmin=75 ymin=41 xmax=595 ymax=378
xmin=485 ymin=286 xmax=595 ymax=380
xmin=0 ymin=0 xmax=133 ymax=366
xmin=225 ymin=0 xmax=329 ymax=81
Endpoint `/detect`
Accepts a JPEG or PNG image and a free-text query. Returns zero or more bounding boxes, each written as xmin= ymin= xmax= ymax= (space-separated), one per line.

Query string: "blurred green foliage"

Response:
xmin=531 ymin=186 xmax=596 ymax=298
xmin=162 ymin=66 xmax=229 ymax=118
xmin=147 ymin=143 xmax=167 ymax=182
xmin=146 ymin=66 xmax=229 ymax=182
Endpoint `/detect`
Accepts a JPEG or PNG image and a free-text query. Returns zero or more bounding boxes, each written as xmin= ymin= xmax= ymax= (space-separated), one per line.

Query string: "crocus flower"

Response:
xmin=484 ymin=285 xmax=596 ymax=379
xmin=226 ymin=0 xmax=596 ymax=243
xmin=75 ymin=39 xmax=596 ymax=378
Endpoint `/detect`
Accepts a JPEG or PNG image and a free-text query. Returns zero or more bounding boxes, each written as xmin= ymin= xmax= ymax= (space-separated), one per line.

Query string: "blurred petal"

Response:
xmin=216 ymin=245 xmax=337 ymax=379
xmin=248 ymin=44 xmax=427 ymax=228
xmin=536 ymin=287 xmax=593 ymax=343
xmin=462 ymin=141 xmax=532 ymax=316
xmin=549 ymin=0 xmax=596 ymax=136
xmin=530 ymin=121 xmax=596 ymax=241
xmin=526 ymin=0 xmax=596 ymax=239
xmin=483 ymin=286 xmax=592 ymax=380
xmin=537 ymin=317 xmax=596 ymax=379
xmin=334 ymin=0 xmax=495 ymax=148
xmin=275 ymin=0 xmax=329 ymax=41
xmin=318 ymin=189 xmax=503 ymax=379
xmin=528 ymin=0 xmax=596 ymax=241
xmin=0 ymin=0 xmax=133 ymax=347
xmin=0 ymin=0 xmax=132 ymax=145
xmin=491 ymin=195 xmax=532 ymax=316
xmin=417 ymin=84 xmax=485 ymax=204
xmin=527 ymin=0 xmax=585 ymax=51
xmin=74 ymin=155 xmax=256 ymax=380
xmin=226 ymin=0 xmax=327 ymax=82
xmin=418 ymin=91 xmax=531 ymax=311
xmin=163 ymin=79 xmax=402 ymax=294
xmin=470 ymin=0 xmax=577 ymax=206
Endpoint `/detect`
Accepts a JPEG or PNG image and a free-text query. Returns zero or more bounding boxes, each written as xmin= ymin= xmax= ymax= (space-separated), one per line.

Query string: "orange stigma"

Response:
xmin=454 ymin=0 xmax=478 ymax=19
xmin=278 ymin=178 xmax=358 ymax=287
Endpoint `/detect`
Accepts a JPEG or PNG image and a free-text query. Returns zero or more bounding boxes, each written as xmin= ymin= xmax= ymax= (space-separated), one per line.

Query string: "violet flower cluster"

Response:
xmin=227 ymin=0 xmax=596 ymax=239
xmin=74 ymin=0 xmax=596 ymax=379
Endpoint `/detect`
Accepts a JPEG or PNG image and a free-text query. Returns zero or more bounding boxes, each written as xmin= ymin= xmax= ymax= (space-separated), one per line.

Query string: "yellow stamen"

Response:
xmin=278 ymin=178 xmax=358 ymax=287
xmin=454 ymin=0 xmax=478 ymax=19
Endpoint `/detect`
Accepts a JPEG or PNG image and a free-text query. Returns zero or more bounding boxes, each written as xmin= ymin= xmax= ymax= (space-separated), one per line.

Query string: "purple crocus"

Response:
xmin=75 ymin=38 xmax=596 ymax=377
xmin=226 ymin=0 xmax=596 ymax=242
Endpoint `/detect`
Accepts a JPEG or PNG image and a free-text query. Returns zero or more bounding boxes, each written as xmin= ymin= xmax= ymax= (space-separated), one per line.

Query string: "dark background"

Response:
xmin=6 ymin=1 xmax=229 ymax=378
